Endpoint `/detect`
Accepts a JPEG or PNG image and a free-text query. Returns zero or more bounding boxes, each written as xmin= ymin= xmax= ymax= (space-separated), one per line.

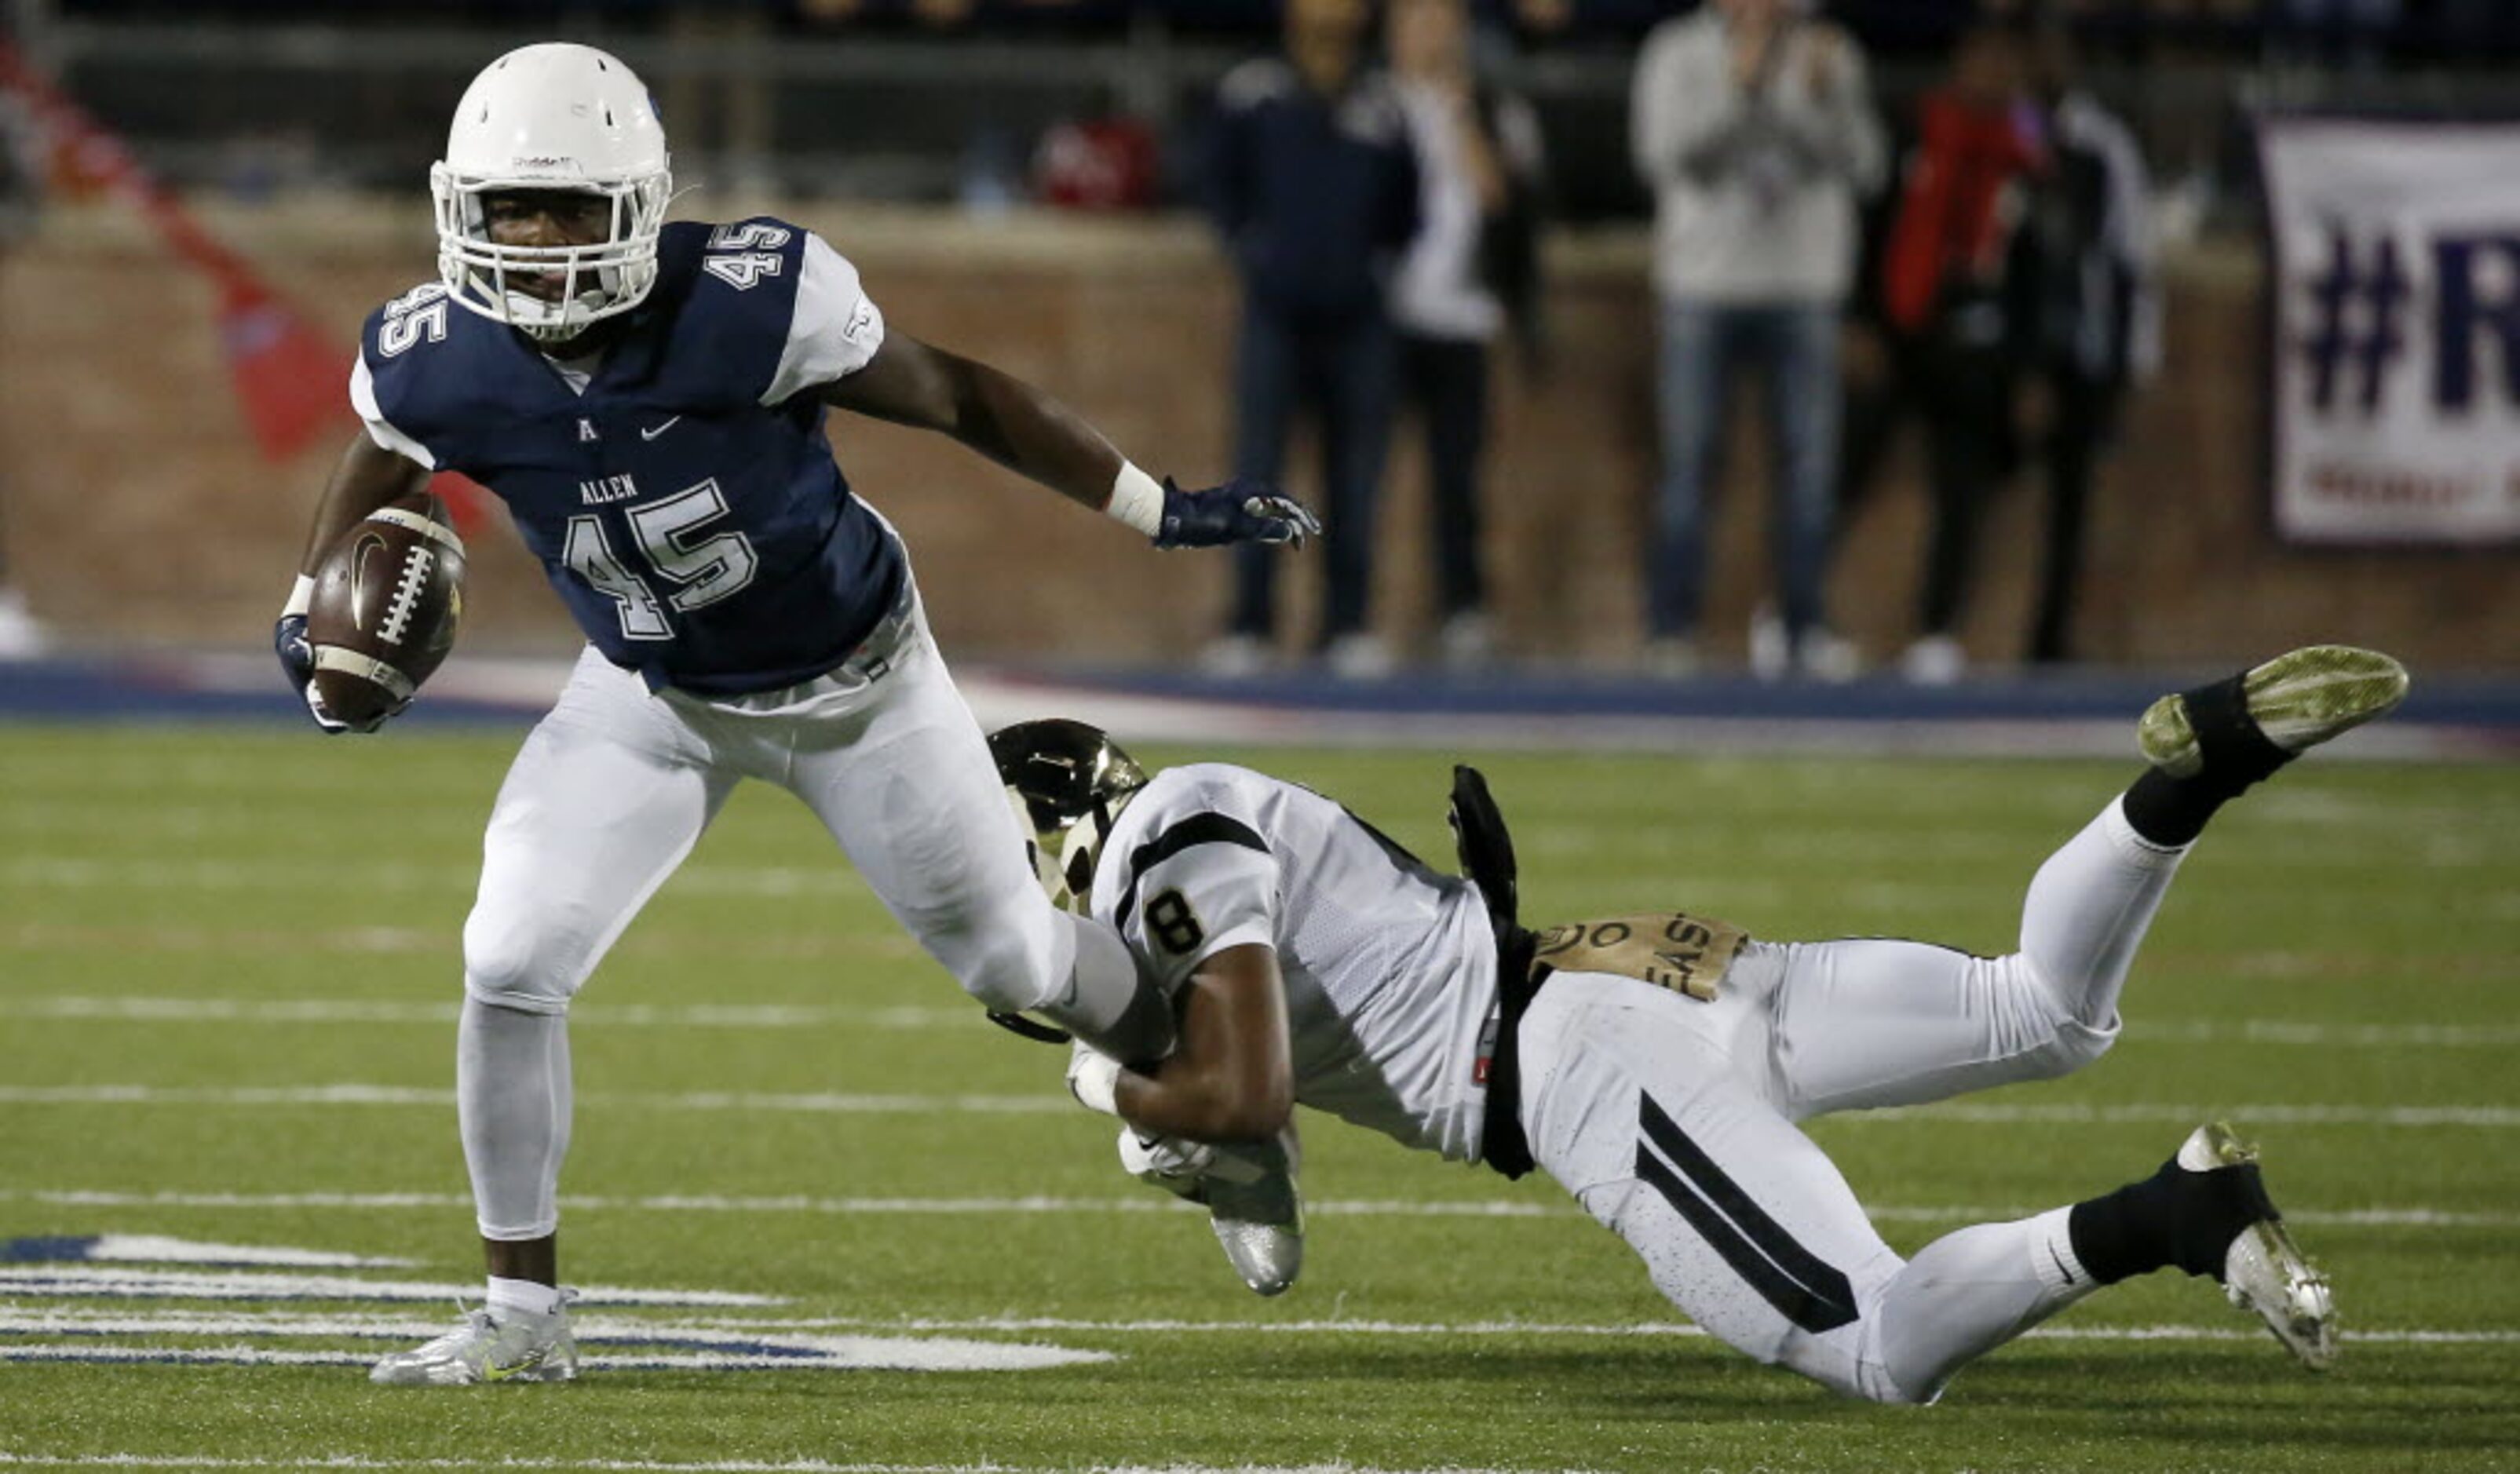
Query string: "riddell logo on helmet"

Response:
xmin=512 ymin=155 xmax=583 ymax=173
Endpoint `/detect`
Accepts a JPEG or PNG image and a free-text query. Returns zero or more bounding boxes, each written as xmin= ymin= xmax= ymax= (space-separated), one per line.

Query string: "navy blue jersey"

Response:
xmin=354 ymin=217 xmax=904 ymax=697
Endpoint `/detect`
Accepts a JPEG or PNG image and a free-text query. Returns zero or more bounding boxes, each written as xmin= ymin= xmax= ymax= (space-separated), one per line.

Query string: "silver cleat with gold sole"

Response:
xmin=2178 ymin=1122 xmax=2337 ymax=1371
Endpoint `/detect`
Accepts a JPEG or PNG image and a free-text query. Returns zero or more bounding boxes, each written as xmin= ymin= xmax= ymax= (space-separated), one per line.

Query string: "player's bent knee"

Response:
xmin=2007 ymin=1009 xmax=2116 ymax=1082
xmin=461 ymin=917 xmax=582 ymax=1015
xmin=1992 ymin=954 xmax=2118 ymax=1082
xmin=1791 ymin=1330 xmax=1936 ymax=1406
xmin=2036 ymin=1015 xmax=2116 ymax=1076
xmin=942 ymin=927 xmax=1061 ymax=1015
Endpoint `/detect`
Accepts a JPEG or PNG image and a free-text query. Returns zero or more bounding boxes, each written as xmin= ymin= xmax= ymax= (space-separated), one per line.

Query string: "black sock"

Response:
xmin=2067 ymin=1154 xmax=2278 ymax=1285
xmin=2120 ymin=673 xmax=2295 ymax=848
xmin=2120 ymin=769 xmax=2229 ymax=848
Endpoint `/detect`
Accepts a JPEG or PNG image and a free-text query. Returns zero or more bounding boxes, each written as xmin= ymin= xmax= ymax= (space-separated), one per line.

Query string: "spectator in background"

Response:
xmin=1838 ymin=20 xmax=2045 ymax=685
xmin=2022 ymin=20 xmax=2157 ymax=666
xmin=1202 ymin=0 xmax=1420 ymax=678
xmin=1632 ymin=0 xmax=1884 ymax=681
xmin=0 ymin=83 xmax=46 ymax=659
xmin=1386 ymin=0 xmax=1546 ymax=670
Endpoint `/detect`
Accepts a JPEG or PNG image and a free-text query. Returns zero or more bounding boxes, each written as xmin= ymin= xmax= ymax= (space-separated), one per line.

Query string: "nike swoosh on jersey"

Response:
xmin=640 ymin=416 xmax=682 ymax=441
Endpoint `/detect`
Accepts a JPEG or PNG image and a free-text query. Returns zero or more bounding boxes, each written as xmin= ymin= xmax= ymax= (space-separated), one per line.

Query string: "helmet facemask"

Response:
xmin=431 ymin=43 xmax=673 ymax=345
xmin=1008 ymin=782 xmax=1136 ymax=916
xmin=432 ymin=168 xmax=670 ymax=343
xmin=990 ymin=719 xmax=1150 ymax=915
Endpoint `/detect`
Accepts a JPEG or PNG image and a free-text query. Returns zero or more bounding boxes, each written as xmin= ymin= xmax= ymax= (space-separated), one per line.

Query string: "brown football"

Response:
xmin=306 ymin=491 xmax=466 ymax=727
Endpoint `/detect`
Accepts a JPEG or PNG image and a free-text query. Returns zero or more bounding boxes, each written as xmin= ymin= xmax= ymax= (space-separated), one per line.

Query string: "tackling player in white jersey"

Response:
xmin=995 ymin=645 xmax=2408 ymax=1403
xmin=277 ymin=42 xmax=1317 ymax=1386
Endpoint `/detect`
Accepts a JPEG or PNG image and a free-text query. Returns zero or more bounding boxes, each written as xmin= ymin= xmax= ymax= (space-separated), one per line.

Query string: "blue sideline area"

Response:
xmin=3 ymin=648 xmax=2515 ymax=762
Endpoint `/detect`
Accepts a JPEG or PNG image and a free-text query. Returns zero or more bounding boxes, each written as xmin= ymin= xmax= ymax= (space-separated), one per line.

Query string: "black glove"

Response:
xmin=274 ymin=611 xmax=355 ymax=735
xmin=1154 ymin=477 xmax=1323 ymax=551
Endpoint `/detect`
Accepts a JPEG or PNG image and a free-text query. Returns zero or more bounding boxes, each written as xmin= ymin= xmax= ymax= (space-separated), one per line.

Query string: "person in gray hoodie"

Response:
xmin=1632 ymin=0 xmax=1882 ymax=679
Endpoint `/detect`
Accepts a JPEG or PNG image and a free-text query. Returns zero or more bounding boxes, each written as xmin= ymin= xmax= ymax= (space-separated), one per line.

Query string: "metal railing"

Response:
xmin=11 ymin=13 xmax=2514 ymax=224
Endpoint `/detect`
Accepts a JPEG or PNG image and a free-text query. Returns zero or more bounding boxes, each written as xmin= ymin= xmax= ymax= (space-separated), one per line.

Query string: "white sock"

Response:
xmin=458 ymin=996 xmax=572 ymax=1241
xmin=1874 ymin=1210 xmax=2102 ymax=1401
xmin=2029 ymin=1205 xmax=2093 ymax=1293
xmin=486 ymin=1275 xmax=565 ymax=1319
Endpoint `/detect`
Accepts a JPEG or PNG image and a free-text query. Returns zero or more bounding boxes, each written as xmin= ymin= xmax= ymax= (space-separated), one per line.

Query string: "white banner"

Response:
xmin=2259 ymin=119 xmax=2520 ymax=545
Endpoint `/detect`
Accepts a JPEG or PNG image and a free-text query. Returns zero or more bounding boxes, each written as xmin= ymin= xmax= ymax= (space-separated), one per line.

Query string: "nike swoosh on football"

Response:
xmin=640 ymin=416 xmax=682 ymax=441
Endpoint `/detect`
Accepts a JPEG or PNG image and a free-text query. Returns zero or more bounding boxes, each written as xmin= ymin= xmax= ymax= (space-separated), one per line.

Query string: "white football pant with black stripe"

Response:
xmin=1515 ymin=798 xmax=2183 ymax=1403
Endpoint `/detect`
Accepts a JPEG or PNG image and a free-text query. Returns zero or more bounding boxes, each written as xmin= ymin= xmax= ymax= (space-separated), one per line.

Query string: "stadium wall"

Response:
xmin=1 ymin=196 xmax=2510 ymax=671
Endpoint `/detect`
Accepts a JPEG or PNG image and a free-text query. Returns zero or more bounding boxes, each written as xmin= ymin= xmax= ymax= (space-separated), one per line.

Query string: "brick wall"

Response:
xmin=0 ymin=196 xmax=2509 ymax=671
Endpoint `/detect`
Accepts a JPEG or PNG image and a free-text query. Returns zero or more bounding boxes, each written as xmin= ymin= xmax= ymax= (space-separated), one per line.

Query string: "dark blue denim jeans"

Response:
xmin=1226 ymin=303 xmax=1397 ymax=641
xmin=1647 ymin=299 xmax=1842 ymax=644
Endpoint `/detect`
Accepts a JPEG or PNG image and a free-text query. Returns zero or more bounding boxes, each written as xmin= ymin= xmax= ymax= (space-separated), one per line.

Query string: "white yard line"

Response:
xmin=0 ymin=1309 xmax=2512 ymax=1345
xmin=0 ymin=858 xmax=869 ymax=900
xmin=658 ymin=1314 xmax=2520 ymax=1346
xmin=0 ymin=1458 xmax=1515 ymax=1473
xmin=0 ymin=1344 xmax=1101 ymax=1374
xmin=5 ymin=1188 xmax=2512 ymax=1229
xmin=0 ymin=997 xmax=964 ymax=1029
xmin=0 ymin=1267 xmax=775 ymax=1306
xmin=1845 ymin=1102 xmax=2520 ymax=1128
xmin=5 ymin=1083 xmax=2515 ymax=1127
xmin=9 ymin=995 xmax=2517 ymax=1048
xmin=0 ymin=1085 xmax=1073 ymax=1115
xmin=2119 ymin=1019 xmax=2520 ymax=1048
xmin=0 ymin=1308 xmax=1095 ymax=1370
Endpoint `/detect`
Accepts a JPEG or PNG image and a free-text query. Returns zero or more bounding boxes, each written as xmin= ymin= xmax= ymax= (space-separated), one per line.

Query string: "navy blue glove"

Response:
xmin=274 ymin=612 xmax=354 ymax=735
xmin=1155 ymin=478 xmax=1323 ymax=551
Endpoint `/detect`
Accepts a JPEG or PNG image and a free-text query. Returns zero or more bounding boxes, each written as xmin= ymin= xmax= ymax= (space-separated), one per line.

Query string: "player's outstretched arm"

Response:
xmin=274 ymin=433 xmax=433 ymax=733
xmin=1073 ymin=943 xmax=1293 ymax=1144
xmin=817 ymin=331 xmax=1318 ymax=550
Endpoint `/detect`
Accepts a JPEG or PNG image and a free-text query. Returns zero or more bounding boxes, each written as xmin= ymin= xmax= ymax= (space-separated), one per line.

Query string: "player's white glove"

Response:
xmin=1117 ymin=1123 xmax=1308 ymax=1297
xmin=1066 ymin=1041 xmax=1124 ymax=1116
xmin=1117 ymin=1127 xmax=1220 ymax=1200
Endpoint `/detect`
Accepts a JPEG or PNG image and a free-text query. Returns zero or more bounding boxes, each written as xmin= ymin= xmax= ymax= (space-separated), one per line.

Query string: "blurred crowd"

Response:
xmin=37 ymin=0 xmax=2520 ymax=57
xmin=1188 ymin=0 xmax=2167 ymax=680
xmin=0 ymin=1 xmax=2500 ymax=674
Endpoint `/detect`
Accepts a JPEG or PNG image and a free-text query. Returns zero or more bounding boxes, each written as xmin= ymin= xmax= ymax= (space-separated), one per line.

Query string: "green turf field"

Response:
xmin=2 ymin=724 xmax=2514 ymax=1472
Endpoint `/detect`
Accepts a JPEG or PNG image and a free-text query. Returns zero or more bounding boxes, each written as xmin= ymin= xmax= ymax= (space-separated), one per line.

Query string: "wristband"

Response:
xmin=283 ymin=574 xmax=317 ymax=620
xmin=1105 ymin=462 xmax=1164 ymax=538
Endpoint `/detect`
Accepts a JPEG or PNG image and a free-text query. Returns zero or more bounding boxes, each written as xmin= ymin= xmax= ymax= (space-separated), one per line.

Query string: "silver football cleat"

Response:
xmin=1201 ymin=1133 xmax=1306 ymax=1297
xmin=1122 ymin=1124 xmax=1306 ymax=1296
xmin=370 ymin=1297 xmax=579 ymax=1386
xmin=2178 ymin=1122 xmax=2336 ymax=1371
xmin=2139 ymin=645 xmax=2408 ymax=777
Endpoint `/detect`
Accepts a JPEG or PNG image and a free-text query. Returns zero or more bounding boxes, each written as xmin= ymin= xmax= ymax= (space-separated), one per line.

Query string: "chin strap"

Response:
xmin=984 ymin=1009 xmax=1072 ymax=1045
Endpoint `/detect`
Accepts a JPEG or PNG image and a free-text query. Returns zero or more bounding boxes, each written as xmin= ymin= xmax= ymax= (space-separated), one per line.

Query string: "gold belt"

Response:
xmin=1529 ymin=910 xmax=1748 ymax=1003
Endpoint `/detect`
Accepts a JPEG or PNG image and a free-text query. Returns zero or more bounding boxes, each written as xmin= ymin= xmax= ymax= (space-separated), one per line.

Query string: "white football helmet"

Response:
xmin=430 ymin=42 xmax=671 ymax=343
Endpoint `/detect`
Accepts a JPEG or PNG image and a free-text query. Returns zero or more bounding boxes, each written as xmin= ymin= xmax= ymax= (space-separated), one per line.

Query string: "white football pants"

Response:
xmin=1516 ymin=797 xmax=2186 ymax=1403
xmin=455 ymin=595 xmax=1096 ymax=1240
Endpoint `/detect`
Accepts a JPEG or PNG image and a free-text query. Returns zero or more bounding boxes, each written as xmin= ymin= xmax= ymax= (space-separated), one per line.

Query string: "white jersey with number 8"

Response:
xmin=1085 ymin=764 xmax=1502 ymax=1162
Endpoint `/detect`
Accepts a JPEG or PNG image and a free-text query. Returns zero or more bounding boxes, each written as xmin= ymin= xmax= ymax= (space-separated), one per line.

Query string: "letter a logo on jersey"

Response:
xmin=579 ymin=418 xmax=598 ymax=443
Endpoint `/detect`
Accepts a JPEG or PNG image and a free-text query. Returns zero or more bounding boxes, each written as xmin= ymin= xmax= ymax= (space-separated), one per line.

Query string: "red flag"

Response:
xmin=1 ymin=45 xmax=393 ymax=474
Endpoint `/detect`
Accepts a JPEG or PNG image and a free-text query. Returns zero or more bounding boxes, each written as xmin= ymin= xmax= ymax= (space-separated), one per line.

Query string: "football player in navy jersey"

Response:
xmin=268 ymin=42 xmax=1318 ymax=1386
